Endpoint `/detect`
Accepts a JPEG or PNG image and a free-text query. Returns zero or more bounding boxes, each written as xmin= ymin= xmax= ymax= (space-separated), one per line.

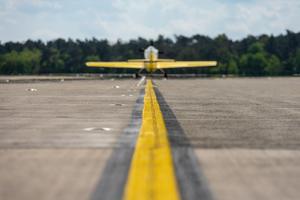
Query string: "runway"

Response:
xmin=0 ymin=77 xmax=300 ymax=200
xmin=155 ymin=78 xmax=300 ymax=200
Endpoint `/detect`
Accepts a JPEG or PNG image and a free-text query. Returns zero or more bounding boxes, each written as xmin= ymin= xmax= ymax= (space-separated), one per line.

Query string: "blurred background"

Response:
xmin=0 ymin=0 xmax=299 ymax=75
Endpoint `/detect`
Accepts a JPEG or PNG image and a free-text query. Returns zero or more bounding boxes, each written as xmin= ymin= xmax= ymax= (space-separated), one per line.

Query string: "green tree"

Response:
xmin=239 ymin=42 xmax=267 ymax=75
xmin=288 ymin=48 xmax=300 ymax=74
xmin=0 ymin=49 xmax=41 ymax=74
xmin=239 ymin=42 xmax=283 ymax=76
xmin=227 ymin=59 xmax=239 ymax=74
xmin=264 ymin=55 xmax=281 ymax=75
xmin=0 ymin=31 xmax=300 ymax=75
xmin=295 ymin=49 xmax=300 ymax=73
xmin=240 ymin=53 xmax=267 ymax=75
xmin=40 ymin=48 xmax=65 ymax=73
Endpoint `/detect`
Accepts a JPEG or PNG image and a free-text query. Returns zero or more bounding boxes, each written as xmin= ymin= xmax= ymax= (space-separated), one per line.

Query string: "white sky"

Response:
xmin=0 ymin=0 xmax=299 ymax=42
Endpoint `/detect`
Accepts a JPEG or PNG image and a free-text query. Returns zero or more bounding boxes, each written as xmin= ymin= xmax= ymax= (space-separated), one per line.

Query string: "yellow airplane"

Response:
xmin=86 ymin=45 xmax=217 ymax=77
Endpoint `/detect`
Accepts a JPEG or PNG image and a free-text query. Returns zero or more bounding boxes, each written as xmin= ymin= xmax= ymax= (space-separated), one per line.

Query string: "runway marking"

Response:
xmin=83 ymin=127 xmax=96 ymax=131
xmin=136 ymin=76 xmax=146 ymax=87
xmin=123 ymin=80 xmax=180 ymax=200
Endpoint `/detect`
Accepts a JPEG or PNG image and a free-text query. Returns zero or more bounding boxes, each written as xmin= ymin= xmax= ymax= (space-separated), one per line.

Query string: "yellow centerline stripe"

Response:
xmin=123 ymin=80 xmax=181 ymax=200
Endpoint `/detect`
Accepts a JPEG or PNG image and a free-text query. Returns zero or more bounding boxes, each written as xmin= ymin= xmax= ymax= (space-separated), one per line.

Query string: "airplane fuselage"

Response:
xmin=144 ymin=46 xmax=159 ymax=72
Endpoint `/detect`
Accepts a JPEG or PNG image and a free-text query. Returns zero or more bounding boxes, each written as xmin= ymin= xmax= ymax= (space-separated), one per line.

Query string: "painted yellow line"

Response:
xmin=123 ymin=80 xmax=180 ymax=200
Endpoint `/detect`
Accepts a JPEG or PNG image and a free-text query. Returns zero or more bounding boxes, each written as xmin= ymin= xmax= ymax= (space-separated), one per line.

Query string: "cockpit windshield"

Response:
xmin=144 ymin=46 xmax=158 ymax=60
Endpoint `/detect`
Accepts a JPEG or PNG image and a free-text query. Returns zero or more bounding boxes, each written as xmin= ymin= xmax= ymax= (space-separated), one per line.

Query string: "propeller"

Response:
xmin=149 ymin=40 xmax=154 ymax=46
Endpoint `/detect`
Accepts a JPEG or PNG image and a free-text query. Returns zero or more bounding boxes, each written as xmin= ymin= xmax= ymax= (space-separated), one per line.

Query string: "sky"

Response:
xmin=0 ymin=0 xmax=299 ymax=42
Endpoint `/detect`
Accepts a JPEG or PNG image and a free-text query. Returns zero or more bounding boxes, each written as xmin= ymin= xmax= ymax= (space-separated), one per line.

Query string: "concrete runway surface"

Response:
xmin=0 ymin=76 xmax=299 ymax=200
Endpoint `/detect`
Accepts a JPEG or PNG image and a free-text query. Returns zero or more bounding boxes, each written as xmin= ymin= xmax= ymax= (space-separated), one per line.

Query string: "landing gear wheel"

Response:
xmin=134 ymin=73 xmax=141 ymax=79
xmin=164 ymin=72 xmax=168 ymax=79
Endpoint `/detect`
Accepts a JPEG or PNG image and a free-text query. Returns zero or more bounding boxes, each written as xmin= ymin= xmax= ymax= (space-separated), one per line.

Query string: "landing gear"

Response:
xmin=159 ymin=69 xmax=168 ymax=79
xmin=134 ymin=69 xmax=145 ymax=79
xmin=134 ymin=73 xmax=140 ymax=79
xmin=163 ymin=72 xmax=168 ymax=79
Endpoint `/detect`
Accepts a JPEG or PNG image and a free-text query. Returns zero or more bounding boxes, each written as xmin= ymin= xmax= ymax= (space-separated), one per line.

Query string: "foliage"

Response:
xmin=288 ymin=48 xmax=300 ymax=74
xmin=239 ymin=42 xmax=282 ymax=76
xmin=0 ymin=48 xmax=41 ymax=74
xmin=0 ymin=30 xmax=300 ymax=75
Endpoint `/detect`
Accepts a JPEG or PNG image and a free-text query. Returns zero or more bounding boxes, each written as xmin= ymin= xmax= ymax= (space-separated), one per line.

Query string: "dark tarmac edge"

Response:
xmin=90 ymin=89 xmax=144 ymax=200
xmin=155 ymin=88 xmax=214 ymax=200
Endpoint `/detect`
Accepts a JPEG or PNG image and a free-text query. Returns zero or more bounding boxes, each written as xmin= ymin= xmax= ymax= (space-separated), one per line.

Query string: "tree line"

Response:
xmin=0 ymin=30 xmax=300 ymax=75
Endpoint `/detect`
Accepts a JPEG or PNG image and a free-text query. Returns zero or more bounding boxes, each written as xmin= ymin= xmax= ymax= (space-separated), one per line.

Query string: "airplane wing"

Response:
xmin=157 ymin=61 xmax=217 ymax=69
xmin=127 ymin=59 xmax=146 ymax=62
xmin=156 ymin=59 xmax=175 ymax=62
xmin=86 ymin=62 xmax=144 ymax=69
